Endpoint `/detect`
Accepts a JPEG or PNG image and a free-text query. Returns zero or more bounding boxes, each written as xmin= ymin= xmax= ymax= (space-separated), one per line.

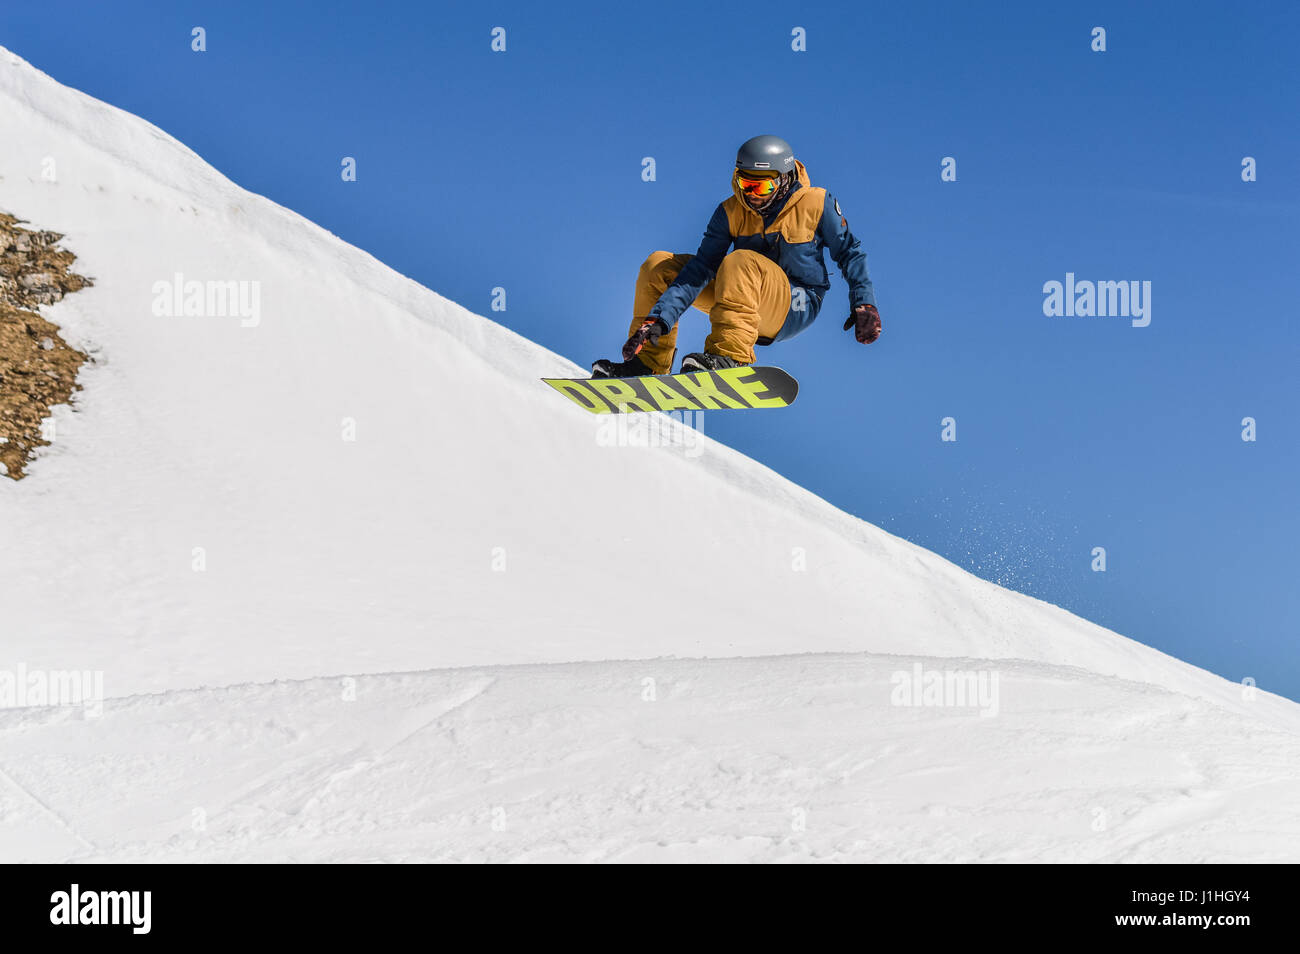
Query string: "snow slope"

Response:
xmin=5 ymin=653 xmax=1299 ymax=863
xmin=1 ymin=47 xmax=1297 ymax=862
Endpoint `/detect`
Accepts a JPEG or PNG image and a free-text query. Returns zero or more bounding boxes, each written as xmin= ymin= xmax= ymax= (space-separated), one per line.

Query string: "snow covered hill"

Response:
xmin=1 ymin=46 xmax=1297 ymax=862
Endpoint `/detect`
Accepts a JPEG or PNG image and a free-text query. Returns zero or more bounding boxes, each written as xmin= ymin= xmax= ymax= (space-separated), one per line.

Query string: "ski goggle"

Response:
xmin=735 ymin=169 xmax=780 ymax=197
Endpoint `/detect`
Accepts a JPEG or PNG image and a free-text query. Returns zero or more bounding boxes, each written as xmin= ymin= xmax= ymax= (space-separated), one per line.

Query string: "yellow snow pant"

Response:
xmin=629 ymin=249 xmax=791 ymax=374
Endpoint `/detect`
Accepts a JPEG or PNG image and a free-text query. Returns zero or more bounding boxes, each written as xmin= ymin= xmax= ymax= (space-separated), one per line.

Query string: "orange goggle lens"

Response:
xmin=735 ymin=171 xmax=779 ymax=197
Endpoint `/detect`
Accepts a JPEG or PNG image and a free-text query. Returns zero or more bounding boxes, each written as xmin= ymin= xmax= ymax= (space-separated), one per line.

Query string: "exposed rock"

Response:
xmin=0 ymin=212 xmax=92 ymax=479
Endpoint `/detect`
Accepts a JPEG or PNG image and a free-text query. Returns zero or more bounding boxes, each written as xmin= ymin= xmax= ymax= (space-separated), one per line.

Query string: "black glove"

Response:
xmin=623 ymin=318 xmax=669 ymax=360
xmin=843 ymin=303 xmax=881 ymax=344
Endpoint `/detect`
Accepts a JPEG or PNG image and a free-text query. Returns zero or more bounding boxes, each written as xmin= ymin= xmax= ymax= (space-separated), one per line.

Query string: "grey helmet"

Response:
xmin=735 ymin=135 xmax=796 ymax=173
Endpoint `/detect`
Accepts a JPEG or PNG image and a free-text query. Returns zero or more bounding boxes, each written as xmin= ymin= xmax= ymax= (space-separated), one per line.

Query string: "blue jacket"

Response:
xmin=648 ymin=160 xmax=876 ymax=342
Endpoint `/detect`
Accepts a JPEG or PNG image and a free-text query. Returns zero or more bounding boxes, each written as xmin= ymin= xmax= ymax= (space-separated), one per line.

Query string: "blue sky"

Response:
xmin=4 ymin=0 xmax=1297 ymax=698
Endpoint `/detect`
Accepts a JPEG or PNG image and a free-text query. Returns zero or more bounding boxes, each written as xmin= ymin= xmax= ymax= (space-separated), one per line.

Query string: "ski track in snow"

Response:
xmin=1 ymin=46 xmax=1298 ymax=862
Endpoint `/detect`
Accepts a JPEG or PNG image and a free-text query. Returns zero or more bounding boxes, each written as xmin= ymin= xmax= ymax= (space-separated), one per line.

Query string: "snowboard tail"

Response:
xmin=542 ymin=366 xmax=799 ymax=414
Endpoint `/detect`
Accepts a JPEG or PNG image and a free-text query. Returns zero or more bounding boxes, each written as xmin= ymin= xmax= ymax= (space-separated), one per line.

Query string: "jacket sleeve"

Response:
xmin=648 ymin=202 xmax=733 ymax=327
xmin=819 ymin=193 xmax=876 ymax=309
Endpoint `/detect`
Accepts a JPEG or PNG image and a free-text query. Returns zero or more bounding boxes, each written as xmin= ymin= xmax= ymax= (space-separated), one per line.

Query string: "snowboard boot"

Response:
xmin=679 ymin=351 xmax=744 ymax=373
xmin=591 ymin=354 xmax=653 ymax=378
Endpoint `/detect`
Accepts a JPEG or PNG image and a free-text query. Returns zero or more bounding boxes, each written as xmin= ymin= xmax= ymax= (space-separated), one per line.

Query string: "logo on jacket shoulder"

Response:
xmin=833 ymin=198 xmax=842 ymax=216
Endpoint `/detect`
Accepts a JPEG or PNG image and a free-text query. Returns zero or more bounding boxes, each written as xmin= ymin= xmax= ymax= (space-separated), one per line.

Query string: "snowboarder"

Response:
xmin=592 ymin=135 xmax=881 ymax=378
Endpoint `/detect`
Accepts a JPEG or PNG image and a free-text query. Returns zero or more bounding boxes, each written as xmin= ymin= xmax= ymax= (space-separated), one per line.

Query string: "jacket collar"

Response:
xmin=732 ymin=159 xmax=813 ymax=228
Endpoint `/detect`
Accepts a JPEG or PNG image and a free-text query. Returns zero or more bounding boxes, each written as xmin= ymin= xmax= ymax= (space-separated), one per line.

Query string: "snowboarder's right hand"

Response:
xmin=623 ymin=318 xmax=669 ymax=360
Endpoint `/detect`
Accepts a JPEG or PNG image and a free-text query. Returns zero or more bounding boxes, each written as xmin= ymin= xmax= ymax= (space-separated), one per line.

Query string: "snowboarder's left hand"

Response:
xmin=844 ymin=303 xmax=881 ymax=344
xmin=623 ymin=318 xmax=669 ymax=360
